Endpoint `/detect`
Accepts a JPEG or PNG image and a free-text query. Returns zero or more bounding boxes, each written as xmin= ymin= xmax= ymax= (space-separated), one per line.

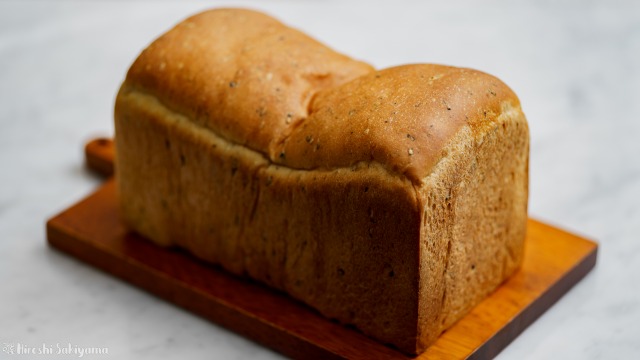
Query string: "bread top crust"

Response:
xmin=124 ymin=8 xmax=374 ymax=159
xmin=122 ymin=8 xmax=522 ymax=185
xmin=281 ymin=64 xmax=521 ymax=183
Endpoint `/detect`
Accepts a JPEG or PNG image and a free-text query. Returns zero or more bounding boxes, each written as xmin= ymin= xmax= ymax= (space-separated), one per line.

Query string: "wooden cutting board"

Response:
xmin=46 ymin=138 xmax=598 ymax=359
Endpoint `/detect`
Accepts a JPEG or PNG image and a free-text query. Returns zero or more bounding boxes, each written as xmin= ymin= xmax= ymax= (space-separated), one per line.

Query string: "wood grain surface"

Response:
xmin=46 ymin=138 xmax=598 ymax=359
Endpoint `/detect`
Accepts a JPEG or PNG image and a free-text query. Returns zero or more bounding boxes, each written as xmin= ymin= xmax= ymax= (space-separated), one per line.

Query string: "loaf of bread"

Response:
xmin=115 ymin=8 xmax=529 ymax=354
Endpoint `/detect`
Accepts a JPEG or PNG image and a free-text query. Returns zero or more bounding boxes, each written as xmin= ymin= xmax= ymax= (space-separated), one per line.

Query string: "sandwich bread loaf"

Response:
xmin=115 ymin=8 xmax=529 ymax=354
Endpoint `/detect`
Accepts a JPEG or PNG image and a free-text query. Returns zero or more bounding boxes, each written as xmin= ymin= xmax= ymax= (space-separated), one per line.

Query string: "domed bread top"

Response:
xmin=122 ymin=8 xmax=521 ymax=185
xmin=280 ymin=64 xmax=521 ymax=183
xmin=123 ymin=8 xmax=374 ymax=160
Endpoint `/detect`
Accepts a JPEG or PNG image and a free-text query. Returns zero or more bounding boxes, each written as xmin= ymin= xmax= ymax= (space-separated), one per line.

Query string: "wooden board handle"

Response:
xmin=85 ymin=138 xmax=115 ymax=177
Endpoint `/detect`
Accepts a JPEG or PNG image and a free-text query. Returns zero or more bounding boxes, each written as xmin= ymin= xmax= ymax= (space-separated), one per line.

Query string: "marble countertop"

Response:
xmin=1 ymin=1 xmax=639 ymax=359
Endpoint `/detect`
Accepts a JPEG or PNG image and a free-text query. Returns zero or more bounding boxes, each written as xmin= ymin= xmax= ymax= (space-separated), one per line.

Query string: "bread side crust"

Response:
xmin=416 ymin=101 xmax=529 ymax=352
xmin=115 ymin=87 xmax=423 ymax=352
xmin=115 ymin=81 xmax=529 ymax=355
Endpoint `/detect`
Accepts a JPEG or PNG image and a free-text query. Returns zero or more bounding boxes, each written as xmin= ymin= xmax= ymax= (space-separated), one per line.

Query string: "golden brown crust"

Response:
xmin=115 ymin=8 xmax=530 ymax=355
xmin=125 ymin=8 xmax=373 ymax=160
xmin=282 ymin=64 xmax=520 ymax=183
xmin=115 ymin=88 xmax=422 ymax=351
xmin=125 ymin=9 xmax=520 ymax=185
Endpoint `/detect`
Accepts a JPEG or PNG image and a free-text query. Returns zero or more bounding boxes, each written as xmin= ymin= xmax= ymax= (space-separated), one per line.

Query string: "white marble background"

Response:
xmin=1 ymin=1 xmax=638 ymax=359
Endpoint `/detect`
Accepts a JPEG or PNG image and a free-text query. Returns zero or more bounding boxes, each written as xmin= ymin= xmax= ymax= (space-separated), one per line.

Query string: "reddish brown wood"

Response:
xmin=85 ymin=137 xmax=115 ymax=177
xmin=55 ymin=138 xmax=597 ymax=359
